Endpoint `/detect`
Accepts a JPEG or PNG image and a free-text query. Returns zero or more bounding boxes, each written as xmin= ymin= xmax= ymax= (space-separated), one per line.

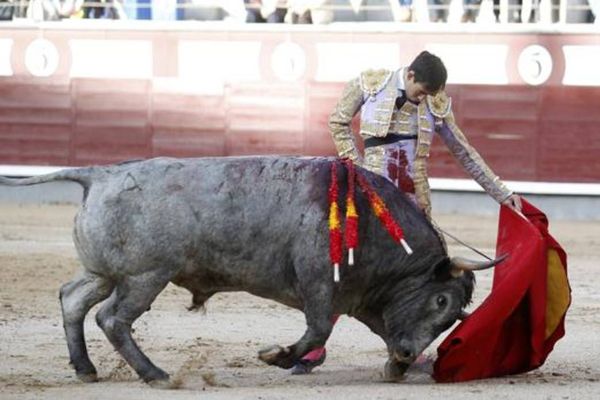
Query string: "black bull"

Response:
xmin=0 ymin=156 xmax=503 ymax=386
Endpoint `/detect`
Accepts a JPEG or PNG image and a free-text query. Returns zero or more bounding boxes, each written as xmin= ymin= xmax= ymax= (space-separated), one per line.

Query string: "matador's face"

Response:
xmin=405 ymin=70 xmax=437 ymax=104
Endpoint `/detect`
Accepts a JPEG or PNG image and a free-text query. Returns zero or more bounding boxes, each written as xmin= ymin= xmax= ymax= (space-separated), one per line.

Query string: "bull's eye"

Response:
xmin=436 ymin=295 xmax=448 ymax=308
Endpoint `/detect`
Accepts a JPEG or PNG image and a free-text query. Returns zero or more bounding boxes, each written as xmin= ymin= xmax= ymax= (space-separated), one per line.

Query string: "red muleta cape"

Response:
xmin=433 ymin=199 xmax=571 ymax=382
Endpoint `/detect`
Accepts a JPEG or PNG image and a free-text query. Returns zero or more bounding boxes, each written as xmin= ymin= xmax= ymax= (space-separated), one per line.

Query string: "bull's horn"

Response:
xmin=449 ymin=254 xmax=508 ymax=277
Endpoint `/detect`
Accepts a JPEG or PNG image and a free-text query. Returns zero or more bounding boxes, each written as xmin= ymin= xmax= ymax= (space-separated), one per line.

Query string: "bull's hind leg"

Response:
xmin=59 ymin=273 xmax=114 ymax=382
xmin=95 ymin=270 xmax=172 ymax=385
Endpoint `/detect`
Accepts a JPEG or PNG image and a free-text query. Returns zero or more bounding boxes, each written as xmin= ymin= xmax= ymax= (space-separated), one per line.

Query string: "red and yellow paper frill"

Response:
xmin=328 ymin=162 xmax=343 ymax=282
xmin=356 ymin=172 xmax=413 ymax=255
xmin=344 ymin=159 xmax=359 ymax=266
xmin=328 ymin=159 xmax=412 ymax=282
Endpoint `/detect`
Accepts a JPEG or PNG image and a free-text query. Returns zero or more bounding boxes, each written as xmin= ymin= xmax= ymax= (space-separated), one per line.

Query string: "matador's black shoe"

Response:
xmin=290 ymin=349 xmax=327 ymax=375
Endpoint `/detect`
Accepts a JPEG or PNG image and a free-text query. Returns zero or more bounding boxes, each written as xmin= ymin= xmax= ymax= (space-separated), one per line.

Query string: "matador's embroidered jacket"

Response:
xmin=329 ymin=68 xmax=512 ymax=217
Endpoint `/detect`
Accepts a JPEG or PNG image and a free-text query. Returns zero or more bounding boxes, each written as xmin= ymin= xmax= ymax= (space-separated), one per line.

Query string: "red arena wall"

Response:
xmin=0 ymin=24 xmax=598 ymax=183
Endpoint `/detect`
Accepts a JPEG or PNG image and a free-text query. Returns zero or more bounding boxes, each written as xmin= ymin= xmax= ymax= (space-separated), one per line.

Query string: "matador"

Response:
xmin=329 ymin=60 xmax=519 ymax=217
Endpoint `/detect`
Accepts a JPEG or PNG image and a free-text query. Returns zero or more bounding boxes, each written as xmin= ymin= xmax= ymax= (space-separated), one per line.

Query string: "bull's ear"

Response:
xmin=433 ymin=258 xmax=453 ymax=281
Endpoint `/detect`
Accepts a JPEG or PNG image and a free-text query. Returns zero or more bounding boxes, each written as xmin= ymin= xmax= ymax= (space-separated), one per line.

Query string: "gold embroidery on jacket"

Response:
xmin=359 ymin=69 xmax=393 ymax=97
xmin=427 ymin=91 xmax=452 ymax=118
xmin=329 ymin=78 xmax=364 ymax=164
xmin=359 ymin=70 xmax=398 ymax=138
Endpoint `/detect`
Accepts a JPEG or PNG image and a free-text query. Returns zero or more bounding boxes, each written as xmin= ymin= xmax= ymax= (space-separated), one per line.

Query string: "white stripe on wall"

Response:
xmin=69 ymin=40 xmax=153 ymax=79
xmin=178 ymin=40 xmax=262 ymax=92
xmin=315 ymin=43 xmax=400 ymax=82
xmin=425 ymin=44 xmax=510 ymax=85
xmin=430 ymin=178 xmax=600 ymax=196
xmin=0 ymin=39 xmax=13 ymax=76
xmin=562 ymin=45 xmax=600 ymax=87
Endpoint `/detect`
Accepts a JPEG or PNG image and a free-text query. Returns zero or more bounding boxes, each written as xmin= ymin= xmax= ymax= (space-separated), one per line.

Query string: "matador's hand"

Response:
xmin=502 ymin=194 xmax=523 ymax=214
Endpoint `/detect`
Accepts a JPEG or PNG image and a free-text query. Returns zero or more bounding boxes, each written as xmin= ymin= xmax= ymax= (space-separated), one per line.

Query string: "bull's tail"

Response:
xmin=0 ymin=167 xmax=95 ymax=189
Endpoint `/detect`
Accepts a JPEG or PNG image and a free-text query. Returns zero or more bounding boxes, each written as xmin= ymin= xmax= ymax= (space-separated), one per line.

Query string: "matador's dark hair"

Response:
xmin=408 ymin=51 xmax=448 ymax=93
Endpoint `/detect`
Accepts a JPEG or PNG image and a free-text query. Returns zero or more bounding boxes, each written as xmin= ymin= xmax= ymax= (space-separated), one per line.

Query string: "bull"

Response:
xmin=0 ymin=156 xmax=502 ymax=386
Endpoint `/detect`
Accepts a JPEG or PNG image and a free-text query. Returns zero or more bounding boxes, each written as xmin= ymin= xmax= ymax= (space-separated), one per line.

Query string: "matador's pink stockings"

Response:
xmin=300 ymin=314 xmax=340 ymax=362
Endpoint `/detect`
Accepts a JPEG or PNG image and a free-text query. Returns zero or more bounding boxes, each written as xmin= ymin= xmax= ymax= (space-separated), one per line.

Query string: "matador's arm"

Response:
xmin=437 ymin=111 xmax=512 ymax=203
xmin=328 ymin=77 xmax=364 ymax=163
xmin=427 ymin=92 xmax=512 ymax=204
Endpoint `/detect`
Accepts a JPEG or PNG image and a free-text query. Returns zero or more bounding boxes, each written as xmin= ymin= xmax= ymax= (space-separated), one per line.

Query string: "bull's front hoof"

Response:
xmin=384 ymin=360 xmax=409 ymax=382
xmin=147 ymin=378 xmax=173 ymax=389
xmin=143 ymin=368 xmax=171 ymax=388
xmin=76 ymin=372 xmax=98 ymax=383
xmin=258 ymin=345 xmax=295 ymax=369
xmin=72 ymin=362 xmax=98 ymax=383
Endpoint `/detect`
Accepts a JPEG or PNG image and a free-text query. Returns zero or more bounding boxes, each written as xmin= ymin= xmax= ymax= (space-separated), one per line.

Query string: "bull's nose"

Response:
xmin=401 ymin=348 xmax=414 ymax=359
xmin=394 ymin=339 xmax=417 ymax=363
xmin=394 ymin=348 xmax=416 ymax=364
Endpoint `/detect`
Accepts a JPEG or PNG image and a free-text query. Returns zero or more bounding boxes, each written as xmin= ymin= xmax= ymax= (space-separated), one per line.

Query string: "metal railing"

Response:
xmin=0 ymin=0 xmax=597 ymax=24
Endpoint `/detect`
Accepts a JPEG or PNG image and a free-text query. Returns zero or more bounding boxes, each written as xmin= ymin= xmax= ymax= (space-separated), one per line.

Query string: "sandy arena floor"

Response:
xmin=0 ymin=203 xmax=598 ymax=399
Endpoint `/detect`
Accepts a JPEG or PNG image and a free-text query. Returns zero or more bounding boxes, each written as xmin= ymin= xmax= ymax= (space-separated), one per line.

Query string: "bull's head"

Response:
xmin=382 ymin=254 xmax=506 ymax=380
